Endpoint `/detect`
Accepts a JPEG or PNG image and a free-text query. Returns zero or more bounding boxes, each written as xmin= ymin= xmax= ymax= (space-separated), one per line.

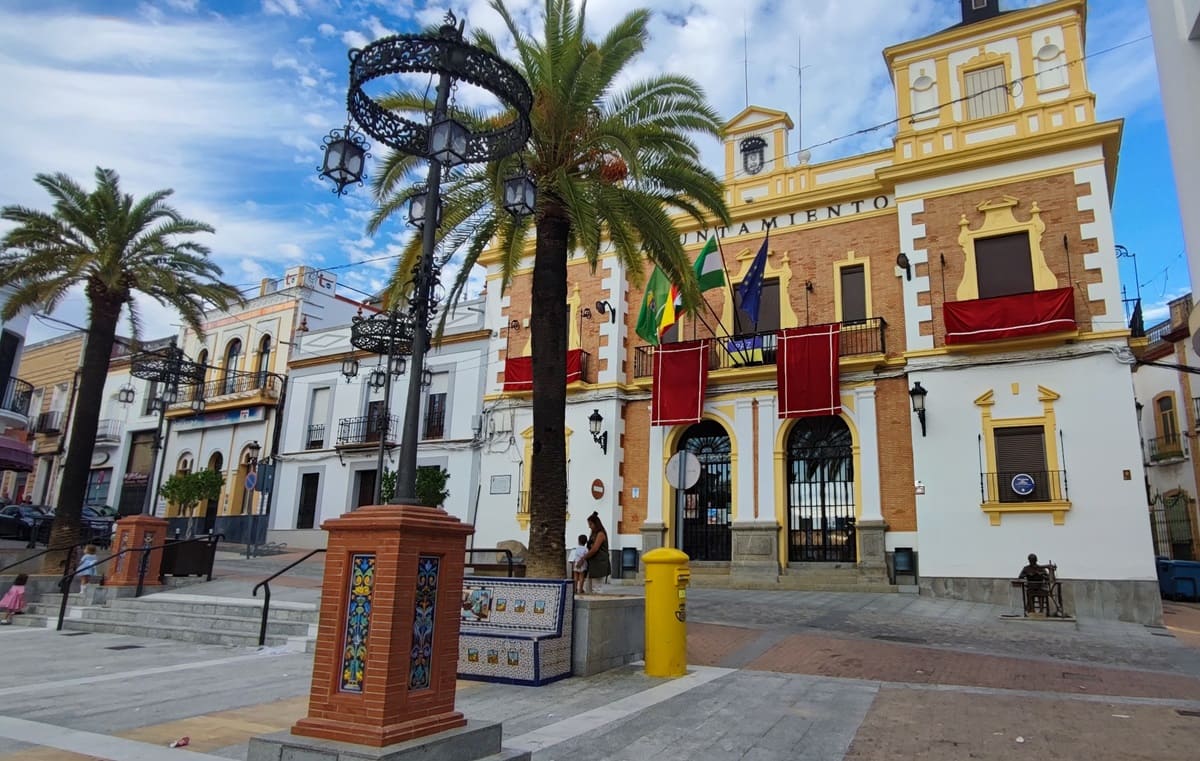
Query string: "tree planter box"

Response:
xmin=571 ymin=594 xmax=644 ymax=677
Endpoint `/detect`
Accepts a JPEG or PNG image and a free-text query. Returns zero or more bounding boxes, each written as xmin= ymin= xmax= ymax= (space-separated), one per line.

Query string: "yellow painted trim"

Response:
xmin=884 ymin=0 xmax=1084 ymax=64
xmin=833 ymin=251 xmax=873 ymax=323
xmin=893 ymin=158 xmax=1105 ymax=204
xmin=956 ymin=196 xmax=1056 ymax=301
xmin=1011 ymin=383 xmax=1020 ymax=396
xmin=1152 ymin=391 xmax=1179 ymax=441
xmin=568 ymin=283 xmax=582 ymax=350
xmin=978 ymin=383 xmax=1071 ymax=525
xmin=517 ymin=425 xmax=573 ymax=531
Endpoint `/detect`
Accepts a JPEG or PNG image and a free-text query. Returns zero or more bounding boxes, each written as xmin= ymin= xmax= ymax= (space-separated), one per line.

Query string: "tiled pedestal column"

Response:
xmin=291 ymin=505 xmax=474 ymax=747
xmin=106 ymin=515 xmax=168 ymax=588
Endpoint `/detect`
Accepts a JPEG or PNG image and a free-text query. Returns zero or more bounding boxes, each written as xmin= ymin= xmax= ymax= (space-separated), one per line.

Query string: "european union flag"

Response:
xmin=737 ymin=233 xmax=770 ymax=328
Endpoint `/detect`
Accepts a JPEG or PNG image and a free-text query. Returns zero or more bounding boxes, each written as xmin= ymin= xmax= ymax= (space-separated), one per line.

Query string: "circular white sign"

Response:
xmin=665 ymin=452 xmax=702 ymax=490
xmin=1010 ymin=473 xmax=1035 ymax=497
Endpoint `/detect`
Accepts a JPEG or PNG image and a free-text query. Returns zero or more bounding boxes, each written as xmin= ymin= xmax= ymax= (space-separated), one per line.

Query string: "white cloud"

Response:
xmin=165 ymin=0 xmax=199 ymax=12
xmin=317 ymin=22 xmax=336 ymax=37
xmin=262 ymin=0 xmax=303 ymax=17
xmin=342 ymin=29 xmax=370 ymax=49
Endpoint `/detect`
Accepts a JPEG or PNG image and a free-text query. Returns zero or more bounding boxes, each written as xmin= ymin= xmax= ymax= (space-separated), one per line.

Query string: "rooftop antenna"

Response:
xmin=743 ymin=15 xmax=749 ymax=108
xmin=793 ymin=34 xmax=813 ymax=164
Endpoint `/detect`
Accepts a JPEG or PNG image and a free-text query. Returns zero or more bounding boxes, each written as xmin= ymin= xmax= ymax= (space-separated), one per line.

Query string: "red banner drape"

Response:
xmin=944 ymin=287 xmax=1076 ymax=345
xmin=502 ymin=355 xmax=533 ymax=391
xmin=777 ymin=324 xmax=841 ymax=419
xmin=652 ymin=340 xmax=709 ymax=426
xmin=566 ymin=348 xmax=583 ymax=384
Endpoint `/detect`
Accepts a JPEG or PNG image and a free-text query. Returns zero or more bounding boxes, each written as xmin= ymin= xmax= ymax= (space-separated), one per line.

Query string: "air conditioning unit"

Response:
xmin=493 ymin=411 xmax=513 ymax=434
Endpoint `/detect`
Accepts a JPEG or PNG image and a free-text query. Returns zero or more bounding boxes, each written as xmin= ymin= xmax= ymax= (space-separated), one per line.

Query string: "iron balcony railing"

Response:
xmin=188 ymin=372 xmax=281 ymax=402
xmin=632 ymin=318 xmax=887 ymax=378
xmin=0 ymin=377 xmax=32 ymax=417
xmin=1147 ymin=434 xmax=1187 ymax=463
xmin=1144 ymin=319 xmax=1173 ymax=347
xmin=35 ymin=410 xmax=62 ymax=434
xmin=980 ymin=470 xmax=1068 ymax=504
xmin=305 ymin=424 xmax=325 ymax=450
xmin=336 ymin=414 xmax=400 ymax=447
xmin=95 ymin=419 xmax=123 ymax=443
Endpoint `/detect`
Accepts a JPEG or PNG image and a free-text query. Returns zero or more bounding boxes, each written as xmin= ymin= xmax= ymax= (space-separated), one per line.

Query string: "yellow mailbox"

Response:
xmin=643 ymin=547 xmax=690 ymax=677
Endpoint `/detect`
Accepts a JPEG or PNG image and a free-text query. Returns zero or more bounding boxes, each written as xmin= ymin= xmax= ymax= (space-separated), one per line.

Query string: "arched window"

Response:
xmin=256 ymin=335 xmax=272 ymax=386
xmin=1157 ymin=395 xmax=1178 ymax=440
xmin=222 ymin=339 xmax=242 ymax=394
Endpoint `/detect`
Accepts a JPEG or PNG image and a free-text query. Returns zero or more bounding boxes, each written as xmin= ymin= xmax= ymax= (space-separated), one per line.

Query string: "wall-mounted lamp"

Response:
xmin=909 ymin=381 xmax=928 ymax=437
xmin=117 ymin=385 xmax=136 ymax=405
xmin=246 ymin=440 xmax=262 ymax=465
xmin=588 ymin=408 xmax=608 ymax=454
xmin=190 ymin=396 xmax=206 ymax=415
xmin=896 ymin=252 xmax=912 ymax=281
xmin=341 ymin=357 xmax=360 ymax=383
xmin=595 ymin=301 xmax=616 ymax=323
xmin=421 ymin=368 xmax=433 ymax=388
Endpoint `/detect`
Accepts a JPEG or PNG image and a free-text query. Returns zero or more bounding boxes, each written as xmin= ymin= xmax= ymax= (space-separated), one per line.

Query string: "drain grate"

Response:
xmin=105 ymin=645 xmax=143 ymax=651
xmin=60 ymin=631 xmax=91 ymax=637
xmin=1178 ymin=710 xmax=1200 ymax=718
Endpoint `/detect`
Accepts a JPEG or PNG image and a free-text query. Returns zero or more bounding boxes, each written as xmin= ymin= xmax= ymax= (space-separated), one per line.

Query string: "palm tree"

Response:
xmin=0 ymin=167 xmax=241 ymax=553
xmin=369 ymin=0 xmax=730 ymax=577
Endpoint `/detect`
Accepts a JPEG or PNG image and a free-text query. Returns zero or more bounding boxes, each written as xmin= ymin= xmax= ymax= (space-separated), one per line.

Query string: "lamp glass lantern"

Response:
xmin=503 ymin=170 xmax=537 ymax=217
xmin=588 ymin=409 xmax=603 ymax=437
xmin=429 ymin=117 xmax=469 ymax=167
xmin=190 ymin=397 xmax=206 ymax=414
xmin=341 ymin=357 xmax=360 ymax=383
xmin=391 ymin=355 xmax=408 ymax=376
xmin=321 ymin=126 xmax=367 ymax=193
xmin=407 ymin=188 xmax=442 ymax=228
xmin=247 ymin=440 xmax=262 ymax=460
xmin=161 ymin=385 xmax=179 ymax=406
xmin=368 ymin=366 xmax=388 ymax=390
xmin=117 ymin=385 xmax=135 ymax=405
xmin=908 ymin=382 xmax=927 ymax=413
xmin=421 ymin=368 xmax=433 ymax=388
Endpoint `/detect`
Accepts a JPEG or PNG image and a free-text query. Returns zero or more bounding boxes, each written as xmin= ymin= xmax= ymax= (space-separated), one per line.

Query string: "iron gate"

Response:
xmin=677 ymin=420 xmax=732 ymax=561
xmin=1150 ymin=493 xmax=1197 ymax=560
xmin=787 ymin=416 xmax=856 ymax=562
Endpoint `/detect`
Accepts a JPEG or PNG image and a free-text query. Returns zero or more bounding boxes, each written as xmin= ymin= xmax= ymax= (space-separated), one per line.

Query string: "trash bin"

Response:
xmin=1156 ymin=557 xmax=1174 ymax=599
xmin=892 ymin=547 xmax=916 ymax=584
xmin=610 ymin=549 xmax=624 ymax=579
xmin=1172 ymin=560 xmax=1200 ymax=602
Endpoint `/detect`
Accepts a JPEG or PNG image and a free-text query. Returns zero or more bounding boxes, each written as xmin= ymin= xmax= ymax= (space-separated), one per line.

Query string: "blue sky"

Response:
xmin=0 ymin=0 xmax=1184 ymax=343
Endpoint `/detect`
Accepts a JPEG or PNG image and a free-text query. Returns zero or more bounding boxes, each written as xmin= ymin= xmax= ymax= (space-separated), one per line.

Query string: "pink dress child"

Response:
xmin=0 ymin=574 xmax=28 ymax=624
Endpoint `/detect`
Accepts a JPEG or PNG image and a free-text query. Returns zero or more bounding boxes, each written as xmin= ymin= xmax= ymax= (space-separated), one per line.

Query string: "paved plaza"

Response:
xmin=0 ymin=551 xmax=1198 ymax=760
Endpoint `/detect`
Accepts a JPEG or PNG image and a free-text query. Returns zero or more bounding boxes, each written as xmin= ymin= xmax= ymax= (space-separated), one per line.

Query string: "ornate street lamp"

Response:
xmin=341 ymin=356 xmax=360 ymax=383
xmin=117 ymin=385 xmax=136 ymax=406
xmin=588 ymin=409 xmax=608 ymax=454
xmin=503 ymin=170 xmax=537 ymax=218
xmin=130 ymin=340 xmax=205 ymax=515
xmin=327 ymin=10 xmax=535 ymax=504
xmin=319 ymin=122 xmax=371 ymax=196
xmin=909 ymin=381 xmax=928 ymax=437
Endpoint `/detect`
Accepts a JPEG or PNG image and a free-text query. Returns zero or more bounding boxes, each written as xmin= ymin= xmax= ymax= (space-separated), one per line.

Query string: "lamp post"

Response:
xmin=326 ymin=11 xmax=534 ymax=504
xmin=342 ymin=311 xmax=414 ymax=503
xmin=130 ymin=340 xmax=205 ymax=515
xmin=909 ymin=381 xmax=928 ymax=437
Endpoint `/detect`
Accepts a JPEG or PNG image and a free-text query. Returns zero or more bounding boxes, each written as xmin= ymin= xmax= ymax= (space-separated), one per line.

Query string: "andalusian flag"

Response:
xmin=636 ymin=267 xmax=673 ymax=345
xmin=693 ymin=237 xmax=724 ymax=292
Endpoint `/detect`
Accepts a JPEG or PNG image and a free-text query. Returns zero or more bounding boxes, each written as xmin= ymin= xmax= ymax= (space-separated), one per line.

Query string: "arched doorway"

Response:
xmin=202 ymin=451 xmax=223 ymax=534
xmin=786 ymin=416 xmax=855 ymax=562
xmin=675 ymin=420 xmax=732 ymax=561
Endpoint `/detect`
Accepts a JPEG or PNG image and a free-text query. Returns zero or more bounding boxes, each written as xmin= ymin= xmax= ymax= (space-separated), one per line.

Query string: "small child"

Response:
xmin=0 ymin=574 xmax=28 ymax=624
xmin=77 ymin=545 xmax=99 ymax=589
xmin=569 ymin=534 xmax=589 ymax=594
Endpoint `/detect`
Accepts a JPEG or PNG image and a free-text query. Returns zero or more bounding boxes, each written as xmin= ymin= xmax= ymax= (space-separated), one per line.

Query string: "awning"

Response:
xmin=0 ymin=435 xmax=34 ymax=472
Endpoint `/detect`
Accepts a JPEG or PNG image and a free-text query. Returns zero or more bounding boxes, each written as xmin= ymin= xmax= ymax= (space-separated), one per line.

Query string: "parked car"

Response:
xmin=79 ymin=506 xmax=115 ymax=548
xmin=0 ymin=504 xmax=52 ymax=542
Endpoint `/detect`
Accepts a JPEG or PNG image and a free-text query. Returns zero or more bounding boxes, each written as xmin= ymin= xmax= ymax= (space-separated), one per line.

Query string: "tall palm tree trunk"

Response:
xmin=44 ymin=293 xmax=122 ymax=569
xmin=527 ymin=208 xmax=571 ymax=578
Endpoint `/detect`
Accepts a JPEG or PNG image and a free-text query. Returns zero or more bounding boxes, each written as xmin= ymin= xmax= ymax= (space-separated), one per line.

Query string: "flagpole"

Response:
xmin=711 ymin=234 xmax=754 ymax=364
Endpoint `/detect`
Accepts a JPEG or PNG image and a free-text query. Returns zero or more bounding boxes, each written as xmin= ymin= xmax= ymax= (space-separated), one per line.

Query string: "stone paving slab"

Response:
xmin=844 ymin=686 xmax=1200 ymax=761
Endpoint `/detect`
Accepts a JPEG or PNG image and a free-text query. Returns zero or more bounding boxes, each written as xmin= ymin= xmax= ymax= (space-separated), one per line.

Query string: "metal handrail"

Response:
xmin=464 ymin=548 xmax=514 ymax=577
xmin=55 ymin=534 xmax=223 ymax=631
xmin=0 ymin=539 xmax=95 ymax=575
xmin=252 ymin=548 xmax=326 ymax=647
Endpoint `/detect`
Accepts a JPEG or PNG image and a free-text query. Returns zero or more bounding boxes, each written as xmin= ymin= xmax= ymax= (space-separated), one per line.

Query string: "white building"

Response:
xmin=0 ymin=284 xmax=34 ymax=495
xmin=267 ymin=297 xmax=490 ymax=548
xmin=158 ymin=266 xmax=363 ymax=541
xmin=1148 ymin=0 xmax=1200 ymax=291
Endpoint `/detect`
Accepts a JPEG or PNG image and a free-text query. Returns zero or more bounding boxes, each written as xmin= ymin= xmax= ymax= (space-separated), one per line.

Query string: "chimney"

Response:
xmin=960 ymin=0 xmax=1001 ymax=25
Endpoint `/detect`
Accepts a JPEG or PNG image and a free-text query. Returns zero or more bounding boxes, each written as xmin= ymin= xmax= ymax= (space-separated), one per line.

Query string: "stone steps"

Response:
xmin=14 ymin=591 xmax=320 ymax=651
xmin=688 ymin=575 xmax=898 ymax=593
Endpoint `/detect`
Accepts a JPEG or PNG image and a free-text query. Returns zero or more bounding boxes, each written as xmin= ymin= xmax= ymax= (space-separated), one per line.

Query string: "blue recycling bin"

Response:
xmin=1157 ymin=557 xmax=1175 ymax=599
xmin=1171 ymin=560 xmax=1200 ymax=602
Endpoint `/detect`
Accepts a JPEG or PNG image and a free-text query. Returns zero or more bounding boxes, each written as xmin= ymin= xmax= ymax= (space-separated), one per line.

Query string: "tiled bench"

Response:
xmin=458 ymin=577 xmax=573 ymax=686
